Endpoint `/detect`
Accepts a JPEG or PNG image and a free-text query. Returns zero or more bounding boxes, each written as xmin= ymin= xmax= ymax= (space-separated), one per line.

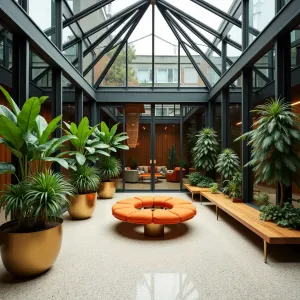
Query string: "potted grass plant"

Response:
xmin=0 ymin=86 xmax=74 ymax=277
xmin=68 ymin=165 xmax=100 ymax=219
xmin=63 ymin=117 xmax=109 ymax=218
xmin=93 ymin=122 xmax=129 ymax=199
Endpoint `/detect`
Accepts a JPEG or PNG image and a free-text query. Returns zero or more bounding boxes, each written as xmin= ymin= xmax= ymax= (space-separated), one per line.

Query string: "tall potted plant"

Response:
xmin=93 ymin=121 xmax=129 ymax=199
xmin=0 ymin=86 xmax=74 ymax=277
xmin=236 ymin=98 xmax=300 ymax=207
xmin=168 ymin=144 xmax=177 ymax=170
xmin=63 ymin=117 xmax=109 ymax=218
xmin=193 ymin=128 xmax=219 ymax=176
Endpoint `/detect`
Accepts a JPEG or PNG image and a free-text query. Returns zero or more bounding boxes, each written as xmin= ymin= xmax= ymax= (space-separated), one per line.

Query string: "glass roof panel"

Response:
xmin=164 ymin=0 xmax=226 ymax=31
xmin=201 ymin=0 xmax=237 ymax=13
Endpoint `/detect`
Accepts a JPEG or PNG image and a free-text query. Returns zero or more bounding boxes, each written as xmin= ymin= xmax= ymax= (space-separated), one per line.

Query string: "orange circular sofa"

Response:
xmin=112 ymin=196 xmax=196 ymax=236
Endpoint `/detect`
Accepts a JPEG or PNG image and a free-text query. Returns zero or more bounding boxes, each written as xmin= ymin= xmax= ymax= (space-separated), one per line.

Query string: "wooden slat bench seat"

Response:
xmin=200 ymin=191 xmax=300 ymax=263
xmin=184 ymin=184 xmax=210 ymax=200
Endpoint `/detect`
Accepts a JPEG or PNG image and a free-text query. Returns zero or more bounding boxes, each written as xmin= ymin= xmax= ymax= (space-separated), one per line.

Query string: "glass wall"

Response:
xmin=182 ymin=105 xmax=205 ymax=190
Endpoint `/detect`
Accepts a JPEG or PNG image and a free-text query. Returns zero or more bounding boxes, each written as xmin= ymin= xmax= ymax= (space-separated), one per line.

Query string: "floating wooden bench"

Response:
xmin=200 ymin=191 xmax=300 ymax=263
xmin=184 ymin=184 xmax=210 ymax=201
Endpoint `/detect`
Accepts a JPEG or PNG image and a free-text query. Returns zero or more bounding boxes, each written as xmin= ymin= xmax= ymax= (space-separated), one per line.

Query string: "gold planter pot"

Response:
xmin=98 ymin=182 xmax=116 ymax=199
xmin=0 ymin=219 xmax=63 ymax=277
xmin=68 ymin=192 xmax=97 ymax=219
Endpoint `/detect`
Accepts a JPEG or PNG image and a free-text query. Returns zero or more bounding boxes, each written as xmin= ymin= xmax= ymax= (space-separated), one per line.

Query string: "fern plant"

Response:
xmin=193 ymin=128 xmax=219 ymax=174
xmin=236 ymin=98 xmax=300 ymax=207
xmin=216 ymin=148 xmax=240 ymax=180
xmin=70 ymin=165 xmax=100 ymax=194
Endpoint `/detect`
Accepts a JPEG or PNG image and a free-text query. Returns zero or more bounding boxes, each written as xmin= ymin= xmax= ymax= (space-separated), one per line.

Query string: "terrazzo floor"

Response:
xmin=1 ymin=192 xmax=300 ymax=300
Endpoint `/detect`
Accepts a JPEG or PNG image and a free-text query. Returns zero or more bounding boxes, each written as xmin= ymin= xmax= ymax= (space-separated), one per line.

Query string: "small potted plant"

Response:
xmin=93 ymin=122 xmax=129 ymax=199
xmin=68 ymin=165 xmax=100 ymax=219
xmin=223 ymin=172 xmax=242 ymax=202
xmin=253 ymin=192 xmax=270 ymax=207
xmin=98 ymin=156 xmax=121 ymax=199
xmin=0 ymin=86 xmax=74 ymax=277
xmin=210 ymin=183 xmax=219 ymax=194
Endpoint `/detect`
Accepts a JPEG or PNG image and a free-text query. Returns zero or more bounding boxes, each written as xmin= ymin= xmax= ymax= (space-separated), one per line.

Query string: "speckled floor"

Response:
xmin=1 ymin=192 xmax=300 ymax=300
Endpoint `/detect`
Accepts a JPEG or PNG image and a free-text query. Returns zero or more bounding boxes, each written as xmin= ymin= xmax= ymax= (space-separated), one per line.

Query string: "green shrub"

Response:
xmin=253 ymin=192 xmax=270 ymax=206
xmin=99 ymin=156 xmax=121 ymax=180
xmin=223 ymin=172 xmax=242 ymax=198
xmin=260 ymin=203 xmax=300 ymax=229
xmin=187 ymin=172 xmax=214 ymax=187
xmin=216 ymin=148 xmax=240 ymax=180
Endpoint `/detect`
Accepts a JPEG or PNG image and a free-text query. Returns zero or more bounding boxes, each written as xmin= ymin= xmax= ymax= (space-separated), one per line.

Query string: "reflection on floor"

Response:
xmin=1 ymin=192 xmax=299 ymax=300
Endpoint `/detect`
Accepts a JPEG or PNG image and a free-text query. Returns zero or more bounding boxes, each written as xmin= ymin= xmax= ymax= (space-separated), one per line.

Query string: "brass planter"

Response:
xmin=68 ymin=192 xmax=97 ymax=219
xmin=98 ymin=182 xmax=116 ymax=199
xmin=0 ymin=219 xmax=63 ymax=277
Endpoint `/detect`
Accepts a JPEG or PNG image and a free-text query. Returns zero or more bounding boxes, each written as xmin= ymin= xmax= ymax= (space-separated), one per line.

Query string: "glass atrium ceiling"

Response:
xmin=25 ymin=0 xmax=278 ymax=90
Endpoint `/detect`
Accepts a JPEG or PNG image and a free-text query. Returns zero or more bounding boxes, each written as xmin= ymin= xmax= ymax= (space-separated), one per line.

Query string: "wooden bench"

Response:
xmin=184 ymin=184 xmax=210 ymax=201
xmin=200 ymin=191 xmax=300 ymax=263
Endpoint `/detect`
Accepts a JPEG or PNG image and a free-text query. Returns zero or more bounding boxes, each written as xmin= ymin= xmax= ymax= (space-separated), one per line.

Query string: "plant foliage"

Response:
xmin=235 ymin=98 xmax=300 ymax=207
xmin=193 ymin=128 xmax=219 ymax=173
xmin=210 ymin=183 xmax=219 ymax=194
xmin=216 ymin=148 xmax=240 ymax=180
xmin=187 ymin=172 xmax=214 ymax=187
xmin=69 ymin=165 xmax=100 ymax=194
xmin=98 ymin=156 xmax=122 ymax=180
xmin=223 ymin=172 xmax=242 ymax=198
xmin=260 ymin=203 xmax=300 ymax=229
xmin=253 ymin=192 xmax=270 ymax=206
xmin=168 ymin=144 xmax=177 ymax=170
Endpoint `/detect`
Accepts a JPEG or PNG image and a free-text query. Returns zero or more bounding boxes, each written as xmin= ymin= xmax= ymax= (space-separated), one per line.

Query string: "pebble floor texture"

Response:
xmin=1 ymin=192 xmax=300 ymax=300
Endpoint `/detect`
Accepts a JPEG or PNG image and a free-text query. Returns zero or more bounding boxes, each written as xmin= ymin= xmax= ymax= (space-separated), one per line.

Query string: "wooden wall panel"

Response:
xmin=0 ymin=92 xmax=12 ymax=190
xmin=125 ymin=124 xmax=180 ymax=169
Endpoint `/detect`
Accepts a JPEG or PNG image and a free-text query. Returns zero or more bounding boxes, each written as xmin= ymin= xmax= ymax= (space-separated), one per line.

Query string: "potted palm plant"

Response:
xmin=63 ymin=117 xmax=109 ymax=218
xmin=93 ymin=121 xmax=129 ymax=199
xmin=0 ymin=86 xmax=74 ymax=277
xmin=193 ymin=128 xmax=219 ymax=176
xmin=68 ymin=165 xmax=100 ymax=219
xmin=236 ymin=98 xmax=300 ymax=208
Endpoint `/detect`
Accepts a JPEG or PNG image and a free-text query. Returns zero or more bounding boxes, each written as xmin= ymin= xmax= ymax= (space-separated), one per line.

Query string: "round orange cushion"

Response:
xmin=169 ymin=207 xmax=195 ymax=222
xmin=134 ymin=196 xmax=153 ymax=207
xmin=127 ymin=210 xmax=153 ymax=224
xmin=152 ymin=209 xmax=180 ymax=224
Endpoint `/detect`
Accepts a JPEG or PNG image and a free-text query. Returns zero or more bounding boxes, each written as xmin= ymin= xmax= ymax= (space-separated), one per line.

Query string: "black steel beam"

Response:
xmin=159 ymin=6 xmax=212 ymax=89
xmin=94 ymin=6 xmax=148 ymax=88
xmin=82 ymin=0 xmax=147 ymax=40
xmin=0 ymin=0 xmax=96 ymax=100
xmin=77 ymin=39 xmax=83 ymax=74
xmin=158 ymin=0 xmax=221 ymax=39
xmin=191 ymin=0 xmax=242 ymax=28
xmin=89 ymin=101 xmax=98 ymax=126
xmin=165 ymin=10 xmax=221 ymax=76
xmin=241 ymin=67 xmax=253 ymax=203
xmin=83 ymin=10 xmax=143 ymax=76
xmin=63 ymin=0 xmax=115 ymax=28
xmin=75 ymin=86 xmax=83 ymax=123
xmin=152 ymin=4 xmax=155 ymax=89
xmin=222 ymin=40 xmax=227 ymax=75
xmin=125 ymin=41 xmax=128 ymax=89
xmin=208 ymin=100 xmax=215 ymax=128
xmin=95 ymin=89 xmax=209 ymax=103
xmin=208 ymin=0 xmax=300 ymax=100
xmin=221 ymin=88 xmax=230 ymax=149
xmin=242 ymin=0 xmax=249 ymax=51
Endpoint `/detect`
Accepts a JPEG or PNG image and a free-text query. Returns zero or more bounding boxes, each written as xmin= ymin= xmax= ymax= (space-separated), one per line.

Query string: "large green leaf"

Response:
xmin=116 ymin=144 xmax=129 ymax=150
xmin=0 ymin=105 xmax=17 ymax=124
xmin=45 ymin=135 xmax=78 ymax=156
xmin=0 ymin=85 xmax=20 ymax=115
xmin=0 ymin=138 xmax=23 ymax=159
xmin=39 ymin=96 xmax=48 ymax=104
xmin=35 ymin=115 xmax=48 ymax=139
xmin=43 ymin=157 xmax=69 ymax=169
xmin=77 ymin=117 xmax=89 ymax=146
xmin=0 ymin=162 xmax=16 ymax=174
xmin=95 ymin=150 xmax=110 ymax=157
xmin=22 ymin=132 xmax=38 ymax=144
xmin=109 ymin=123 xmax=119 ymax=139
xmin=76 ymin=153 xmax=86 ymax=165
xmin=39 ymin=115 xmax=62 ymax=144
xmin=17 ymin=97 xmax=41 ymax=133
xmin=0 ymin=115 xmax=24 ymax=150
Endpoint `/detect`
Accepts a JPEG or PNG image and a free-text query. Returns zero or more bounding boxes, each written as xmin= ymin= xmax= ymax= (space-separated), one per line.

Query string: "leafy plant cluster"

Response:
xmin=260 ymin=203 xmax=300 ymax=229
xmin=223 ymin=172 xmax=242 ymax=198
xmin=210 ymin=183 xmax=219 ymax=194
xmin=187 ymin=172 xmax=214 ymax=188
xmin=253 ymin=192 xmax=270 ymax=206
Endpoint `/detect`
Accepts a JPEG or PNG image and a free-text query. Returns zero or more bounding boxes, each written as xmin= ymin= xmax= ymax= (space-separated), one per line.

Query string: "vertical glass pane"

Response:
xmin=128 ymin=6 xmax=152 ymax=87
xmin=31 ymin=50 xmax=52 ymax=88
xmin=125 ymin=104 xmax=151 ymax=191
xmin=291 ymin=29 xmax=300 ymax=69
xmin=0 ymin=28 xmax=12 ymax=69
xmin=230 ymin=104 xmax=242 ymax=160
